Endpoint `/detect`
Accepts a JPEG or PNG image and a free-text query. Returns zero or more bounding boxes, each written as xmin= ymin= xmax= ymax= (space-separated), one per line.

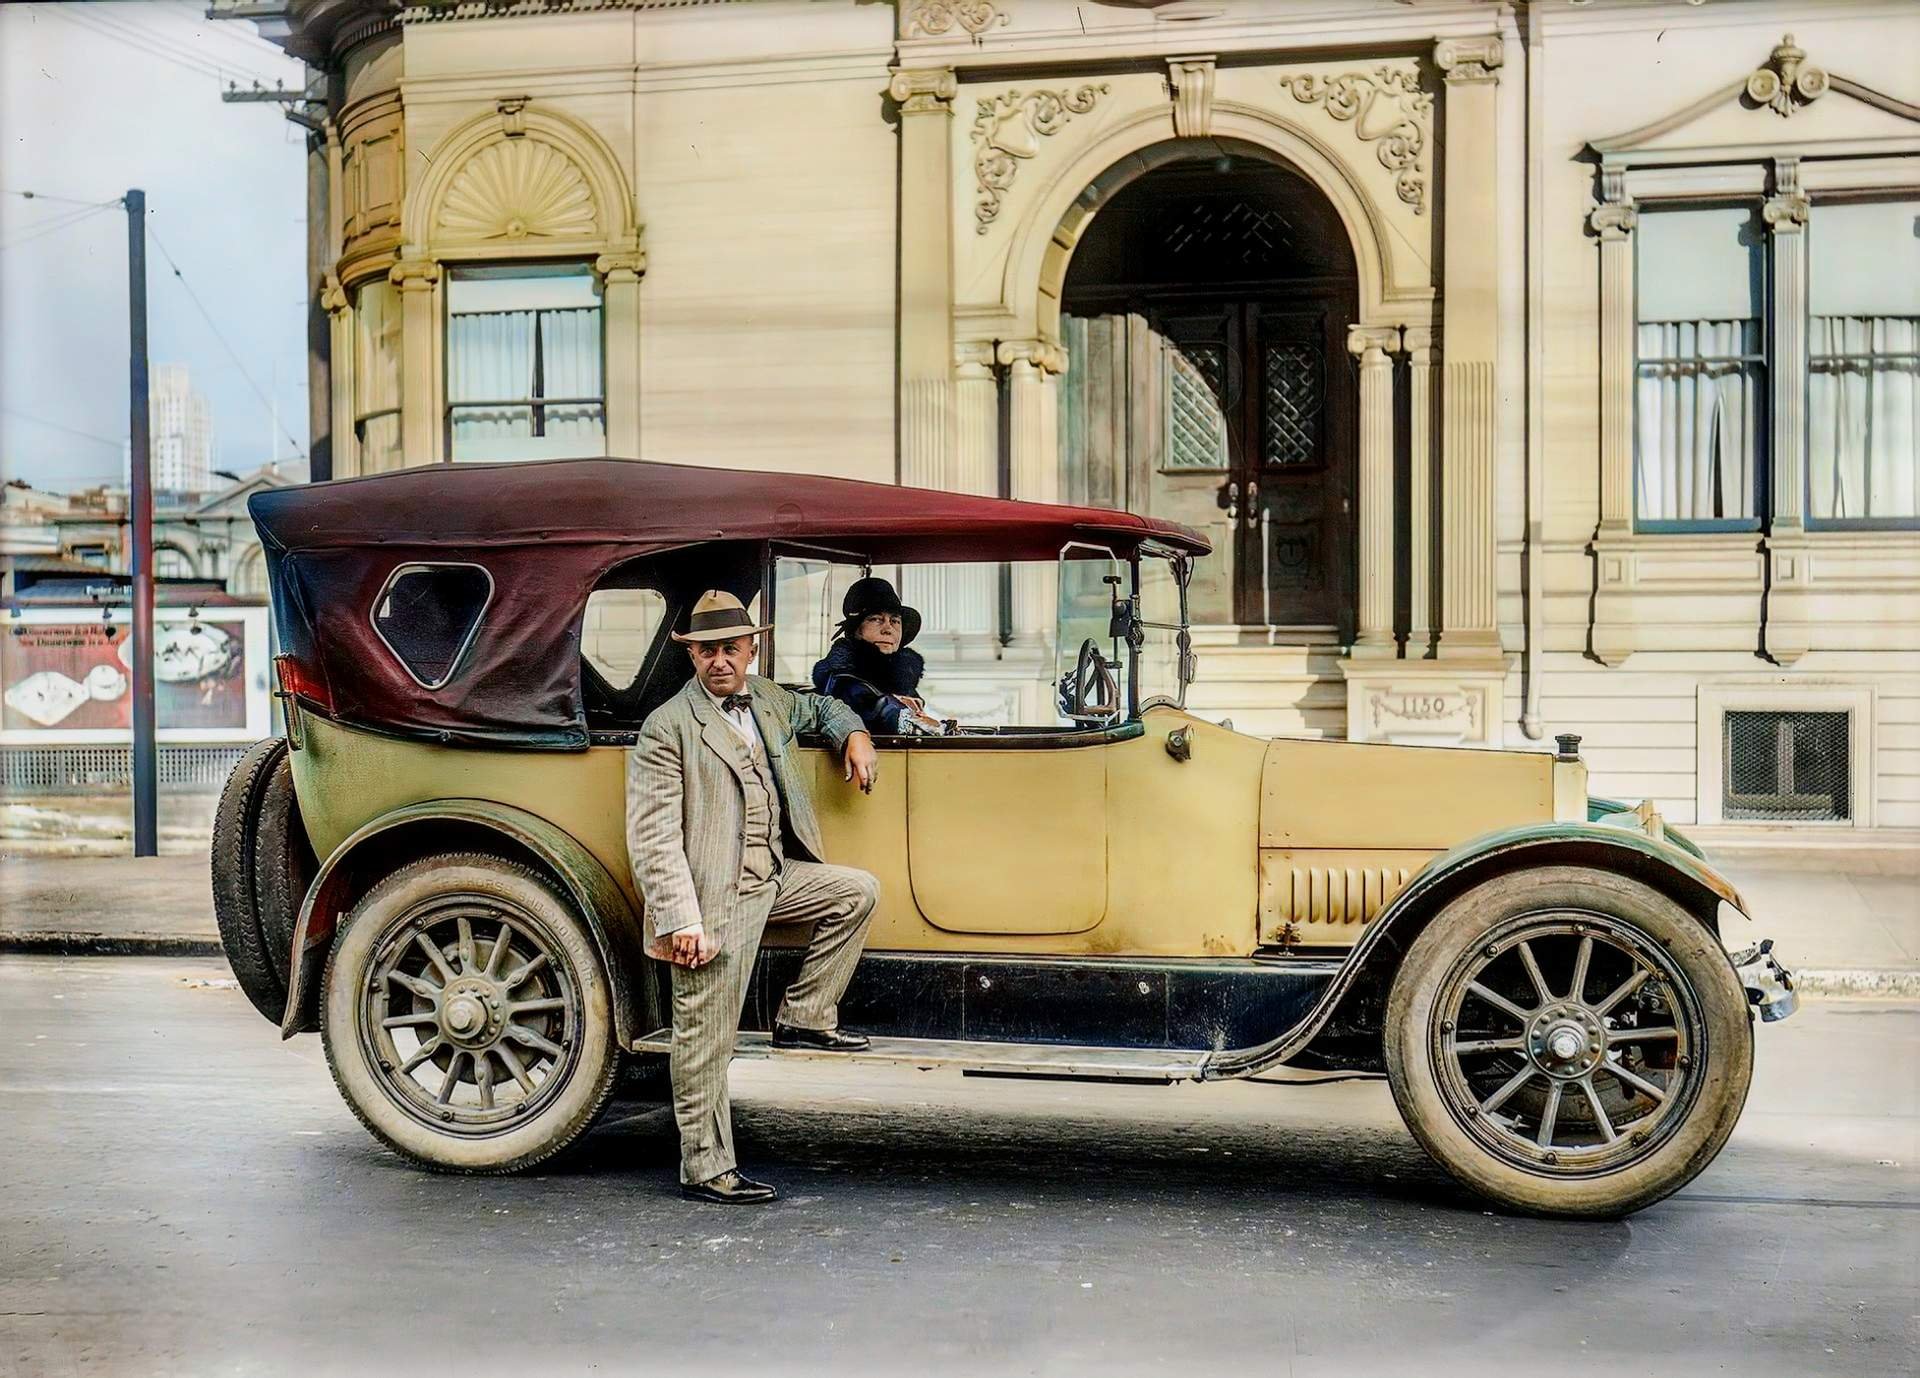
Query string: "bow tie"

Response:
xmin=721 ymin=693 xmax=752 ymax=716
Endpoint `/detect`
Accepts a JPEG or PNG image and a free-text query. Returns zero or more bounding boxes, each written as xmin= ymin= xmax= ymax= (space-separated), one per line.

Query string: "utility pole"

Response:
xmin=127 ymin=189 xmax=157 ymax=858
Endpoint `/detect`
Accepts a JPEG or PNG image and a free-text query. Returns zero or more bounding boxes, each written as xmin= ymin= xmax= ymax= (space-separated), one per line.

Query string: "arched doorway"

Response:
xmin=1057 ymin=155 xmax=1359 ymax=638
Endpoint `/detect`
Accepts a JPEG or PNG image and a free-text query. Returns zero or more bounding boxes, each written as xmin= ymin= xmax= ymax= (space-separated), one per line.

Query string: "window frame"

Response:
xmin=1630 ymin=195 xmax=1771 ymax=534
xmin=442 ymin=260 xmax=608 ymax=464
xmin=1802 ymin=189 xmax=1920 ymax=533
xmin=367 ymin=560 xmax=495 ymax=692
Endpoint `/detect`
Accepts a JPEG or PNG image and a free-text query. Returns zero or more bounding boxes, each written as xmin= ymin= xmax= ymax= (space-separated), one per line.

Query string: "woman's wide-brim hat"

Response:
xmin=841 ymin=576 xmax=921 ymax=648
xmin=671 ymin=589 xmax=772 ymax=643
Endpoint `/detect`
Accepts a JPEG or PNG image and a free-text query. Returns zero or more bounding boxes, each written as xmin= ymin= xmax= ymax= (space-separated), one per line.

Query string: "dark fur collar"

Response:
xmin=814 ymin=637 xmax=924 ymax=694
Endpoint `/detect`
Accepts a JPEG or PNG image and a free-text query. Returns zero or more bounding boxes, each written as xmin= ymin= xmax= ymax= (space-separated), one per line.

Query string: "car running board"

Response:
xmin=630 ymin=1029 xmax=1210 ymax=1083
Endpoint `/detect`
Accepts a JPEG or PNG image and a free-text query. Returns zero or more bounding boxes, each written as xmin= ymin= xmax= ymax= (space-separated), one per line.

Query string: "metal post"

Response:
xmin=126 ymin=189 xmax=157 ymax=857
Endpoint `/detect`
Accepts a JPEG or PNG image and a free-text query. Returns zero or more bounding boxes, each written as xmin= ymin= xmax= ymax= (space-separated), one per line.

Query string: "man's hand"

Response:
xmin=843 ymin=730 xmax=878 ymax=793
xmin=669 ymin=923 xmax=718 ymax=968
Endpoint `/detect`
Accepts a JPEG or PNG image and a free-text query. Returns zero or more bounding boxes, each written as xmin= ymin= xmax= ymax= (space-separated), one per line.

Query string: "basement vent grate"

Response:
xmin=1722 ymin=710 xmax=1850 ymax=822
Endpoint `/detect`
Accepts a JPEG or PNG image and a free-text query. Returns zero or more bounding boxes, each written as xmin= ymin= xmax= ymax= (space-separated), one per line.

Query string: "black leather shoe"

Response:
xmin=681 ymin=1170 xmax=778 ymax=1205
xmin=771 ymin=1023 xmax=870 ymax=1052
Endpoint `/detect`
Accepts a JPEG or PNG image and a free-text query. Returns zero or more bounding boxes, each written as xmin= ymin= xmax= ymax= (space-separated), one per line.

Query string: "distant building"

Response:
xmin=138 ymin=364 xmax=215 ymax=494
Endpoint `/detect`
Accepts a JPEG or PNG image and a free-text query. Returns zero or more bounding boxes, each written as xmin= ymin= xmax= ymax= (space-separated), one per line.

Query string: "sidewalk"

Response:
xmin=2 ymin=847 xmax=1913 ymax=995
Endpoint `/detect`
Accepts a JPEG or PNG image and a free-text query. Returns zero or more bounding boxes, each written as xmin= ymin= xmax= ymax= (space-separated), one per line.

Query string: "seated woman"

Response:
xmin=811 ymin=577 xmax=930 ymax=735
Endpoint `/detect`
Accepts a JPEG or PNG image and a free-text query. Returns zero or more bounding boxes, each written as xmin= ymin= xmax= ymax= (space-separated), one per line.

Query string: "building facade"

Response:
xmin=143 ymin=364 xmax=215 ymax=494
xmin=233 ymin=0 xmax=1920 ymax=838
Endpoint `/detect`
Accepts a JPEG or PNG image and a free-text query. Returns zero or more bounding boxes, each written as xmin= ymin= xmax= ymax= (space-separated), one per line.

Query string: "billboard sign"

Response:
xmin=0 ymin=606 xmax=272 ymax=744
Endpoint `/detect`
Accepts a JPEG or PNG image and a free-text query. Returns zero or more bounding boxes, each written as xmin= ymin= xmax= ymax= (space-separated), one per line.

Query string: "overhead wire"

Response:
xmin=144 ymin=222 xmax=303 ymax=455
xmin=0 ymin=201 xmax=120 ymax=254
xmin=1 ymin=406 xmax=126 ymax=452
xmin=51 ymin=5 xmax=284 ymax=89
xmin=1 ymin=189 xmax=122 ymax=209
xmin=90 ymin=8 xmax=289 ymax=88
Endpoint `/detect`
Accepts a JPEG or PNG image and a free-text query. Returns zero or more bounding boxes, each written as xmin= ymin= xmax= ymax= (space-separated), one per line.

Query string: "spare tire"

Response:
xmin=211 ymin=736 xmax=290 ymax=1022
xmin=251 ymin=753 xmax=317 ymax=987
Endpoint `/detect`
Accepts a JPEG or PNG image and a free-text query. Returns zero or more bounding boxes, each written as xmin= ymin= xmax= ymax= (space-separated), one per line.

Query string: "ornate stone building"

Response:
xmin=227 ymin=0 xmax=1919 ymax=837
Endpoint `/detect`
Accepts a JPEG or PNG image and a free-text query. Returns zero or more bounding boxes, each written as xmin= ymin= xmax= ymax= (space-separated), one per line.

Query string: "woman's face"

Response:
xmin=857 ymin=611 xmax=902 ymax=653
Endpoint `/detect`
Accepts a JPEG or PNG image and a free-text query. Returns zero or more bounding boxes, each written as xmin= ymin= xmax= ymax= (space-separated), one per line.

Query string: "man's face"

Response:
xmin=688 ymin=636 xmax=756 ymax=695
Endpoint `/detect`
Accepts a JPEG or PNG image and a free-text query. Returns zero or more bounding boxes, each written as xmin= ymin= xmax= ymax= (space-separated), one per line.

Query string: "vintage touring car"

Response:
xmin=214 ymin=457 xmax=1796 ymax=1217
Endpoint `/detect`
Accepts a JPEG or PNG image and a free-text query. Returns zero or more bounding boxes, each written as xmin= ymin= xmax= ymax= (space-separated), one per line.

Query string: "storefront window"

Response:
xmin=1809 ymin=197 xmax=1920 ymax=525
xmin=446 ymin=264 xmax=605 ymax=463
xmin=1634 ymin=204 xmax=1767 ymax=529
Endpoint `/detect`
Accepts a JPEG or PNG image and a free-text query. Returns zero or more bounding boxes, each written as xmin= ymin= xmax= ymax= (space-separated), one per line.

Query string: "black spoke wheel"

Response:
xmin=321 ymin=852 xmax=618 ymax=1173
xmin=1385 ymin=866 xmax=1753 ymax=1218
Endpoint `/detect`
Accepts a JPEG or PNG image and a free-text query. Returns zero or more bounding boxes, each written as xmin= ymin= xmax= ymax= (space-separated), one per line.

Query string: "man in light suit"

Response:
xmin=625 ymin=589 xmax=881 ymax=1204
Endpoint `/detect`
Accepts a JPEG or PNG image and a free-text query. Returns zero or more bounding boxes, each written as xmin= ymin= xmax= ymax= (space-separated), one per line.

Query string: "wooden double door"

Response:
xmin=1155 ymin=295 xmax=1355 ymax=636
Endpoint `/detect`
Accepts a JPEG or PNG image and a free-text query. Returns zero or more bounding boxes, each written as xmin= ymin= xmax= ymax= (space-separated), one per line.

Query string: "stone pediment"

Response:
xmin=1590 ymin=33 xmax=1920 ymax=167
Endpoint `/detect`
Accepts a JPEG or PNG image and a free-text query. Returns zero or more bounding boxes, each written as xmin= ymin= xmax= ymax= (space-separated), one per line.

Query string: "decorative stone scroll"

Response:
xmin=903 ymin=0 xmax=1007 ymax=39
xmin=1276 ymin=66 xmax=1431 ymax=215
xmin=1168 ymin=56 xmax=1216 ymax=139
xmin=971 ymin=84 xmax=1110 ymax=234
xmin=1746 ymin=34 xmax=1829 ymax=118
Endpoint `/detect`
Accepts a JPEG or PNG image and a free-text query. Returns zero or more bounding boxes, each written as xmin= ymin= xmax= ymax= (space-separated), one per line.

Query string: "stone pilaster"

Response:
xmin=1000 ymin=338 xmax=1065 ymax=641
xmin=1347 ymin=323 xmax=1400 ymax=657
xmin=944 ymin=340 xmax=1001 ymax=636
xmin=1589 ymin=169 xmax=1638 ymax=667
xmin=390 ymin=255 xmax=442 ymax=466
xmin=321 ymin=274 xmax=358 ymax=477
xmin=1434 ymin=34 xmax=1504 ymax=659
xmin=595 ymin=244 xmax=646 ymax=459
xmin=1405 ymin=325 xmax=1436 ymax=655
xmin=1763 ymin=159 xmax=1811 ymax=666
xmin=890 ymin=67 xmax=959 ymax=495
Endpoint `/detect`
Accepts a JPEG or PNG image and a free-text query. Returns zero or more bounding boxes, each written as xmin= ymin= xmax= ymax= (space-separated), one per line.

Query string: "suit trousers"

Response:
xmin=669 ymin=859 xmax=879 ymax=1185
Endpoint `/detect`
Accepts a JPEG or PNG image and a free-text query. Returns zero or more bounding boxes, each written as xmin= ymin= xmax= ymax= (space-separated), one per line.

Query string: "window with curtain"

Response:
xmin=353 ymin=279 xmax=402 ymax=471
xmin=1634 ymin=204 xmax=1767 ymax=529
xmin=446 ymin=264 xmax=605 ymax=463
xmin=1809 ymin=197 xmax=1920 ymax=525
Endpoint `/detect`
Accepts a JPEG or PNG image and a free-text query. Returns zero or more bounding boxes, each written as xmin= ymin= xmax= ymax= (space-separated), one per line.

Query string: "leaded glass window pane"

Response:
xmin=1164 ymin=342 xmax=1228 ymax=471
xmin=1262 ymin=341 xmax=1322 ymax=466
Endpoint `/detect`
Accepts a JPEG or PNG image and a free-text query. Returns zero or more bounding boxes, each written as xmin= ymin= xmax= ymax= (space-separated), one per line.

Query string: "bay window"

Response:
xmin=353 ymin=279 xmax=402 ymax=473
xmin=446 ymin=263 xmax=605 ymax=463
xmin=1808 ymin=197 xmax=1920 ymax=525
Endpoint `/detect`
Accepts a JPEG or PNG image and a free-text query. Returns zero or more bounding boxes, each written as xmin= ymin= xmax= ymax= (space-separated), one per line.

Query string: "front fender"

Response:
xmin=278 ymin=799 xmax=655 ymax=1044
xmin=1201 ymin=823 xmax=1745 ymax=1080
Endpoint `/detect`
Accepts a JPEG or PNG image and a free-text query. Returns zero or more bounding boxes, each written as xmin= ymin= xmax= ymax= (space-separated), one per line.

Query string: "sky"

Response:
xmin=1 ymin=0 xmax=308 ymax=493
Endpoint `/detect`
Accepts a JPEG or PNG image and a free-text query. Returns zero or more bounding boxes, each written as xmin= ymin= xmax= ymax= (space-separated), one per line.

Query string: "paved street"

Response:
xmin=2 ymin=956 xmax=1914 ymax=1378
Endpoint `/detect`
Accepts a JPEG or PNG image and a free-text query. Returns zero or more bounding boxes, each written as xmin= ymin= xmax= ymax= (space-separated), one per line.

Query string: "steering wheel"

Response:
xmin=1065 ymin=638 xmax=1120 ymax=722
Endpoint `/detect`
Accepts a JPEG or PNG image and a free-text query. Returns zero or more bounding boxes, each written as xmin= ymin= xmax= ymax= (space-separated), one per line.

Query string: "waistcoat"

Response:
xmin=718 ymin=722 xmax=783 ymax=889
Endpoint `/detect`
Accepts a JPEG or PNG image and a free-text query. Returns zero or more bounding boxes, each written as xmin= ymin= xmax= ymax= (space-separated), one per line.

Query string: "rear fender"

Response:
xmin=1201 ymin=823 xmax=1743 ymax=1079
xmin=278 ymin=799 xmax=658 ymax=1043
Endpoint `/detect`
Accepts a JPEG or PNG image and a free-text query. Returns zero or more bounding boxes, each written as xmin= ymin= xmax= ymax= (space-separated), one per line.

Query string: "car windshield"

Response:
xmin=768 ymin=547 xmax=1192 ymax=733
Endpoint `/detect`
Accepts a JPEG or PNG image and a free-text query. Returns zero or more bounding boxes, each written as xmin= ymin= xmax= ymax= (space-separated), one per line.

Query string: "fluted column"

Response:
xmin=390 ymin=255 xmax=442 ymax=466
xmin=890 ymin=67 xmax=959 ymax=494
xmin=1348 ymin=324 xmax=1400 ymax=657
xmin=1000 ymin=338 xmax=1065 ymax=641
xmin=1434 ymin=34 xmax=1504 ymax=658
xmin=321 ymin=274 xmax=358 ymax=477
xmin=1763 ymin=159 xmax=1811 ymax=666
xmin=595 ymin=244 xmax=647 ymax=458
xmin=1589 ymin=168 xmax=1638 ymax=667
xmin=1406 ymin=325 xmax=1436 ymax=655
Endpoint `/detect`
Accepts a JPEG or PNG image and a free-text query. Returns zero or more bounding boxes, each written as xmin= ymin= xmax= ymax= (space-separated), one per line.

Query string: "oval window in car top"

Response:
xmin=369 ymin=562 xmax=494 ymax=689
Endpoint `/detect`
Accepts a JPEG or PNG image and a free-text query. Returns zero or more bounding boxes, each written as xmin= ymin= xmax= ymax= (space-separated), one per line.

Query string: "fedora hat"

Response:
xmin=671 ymin=589 xmax=772 ymax=643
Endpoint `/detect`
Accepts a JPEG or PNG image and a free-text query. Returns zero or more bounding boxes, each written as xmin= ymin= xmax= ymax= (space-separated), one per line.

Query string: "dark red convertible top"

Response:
xmin=250 ymin=458 xmax=1207 ymax=749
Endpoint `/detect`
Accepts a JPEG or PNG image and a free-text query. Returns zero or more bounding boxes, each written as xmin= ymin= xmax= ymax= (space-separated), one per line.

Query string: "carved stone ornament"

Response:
xmin=1168 ymin=56 xmax=1216 ymax=139
xmin=971 ymin=84 xmax=1110 ymax=234
xmin=1278 ymin=67 xmax=1431 ymax=215
xmin=496 ymin=96 xmax=530 ymax=139
xmin=888 ymin=67 xmax=959 ymax=114
xmin=1746 ymin=34 xmax=1829 ymax=118
xmin=320 ymin=274 xmax=349 ymax=315
xmin=1369 ymin=689 xmax=1479 ymax=735
xmin=436 ymin=138 xmax=598 ymax=243
xmin=1434 ymin=35 xmax=1504 ymax=85
xmin=389 ymin=257 xmax=441 ymax=291
xmin=903 ymin=1 xmax=1007 ymax=39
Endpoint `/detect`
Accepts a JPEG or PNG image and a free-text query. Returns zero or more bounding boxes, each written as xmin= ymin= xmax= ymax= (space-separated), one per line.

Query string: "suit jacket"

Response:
xmin=625 ymin=674 xmax=864 ymax=952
